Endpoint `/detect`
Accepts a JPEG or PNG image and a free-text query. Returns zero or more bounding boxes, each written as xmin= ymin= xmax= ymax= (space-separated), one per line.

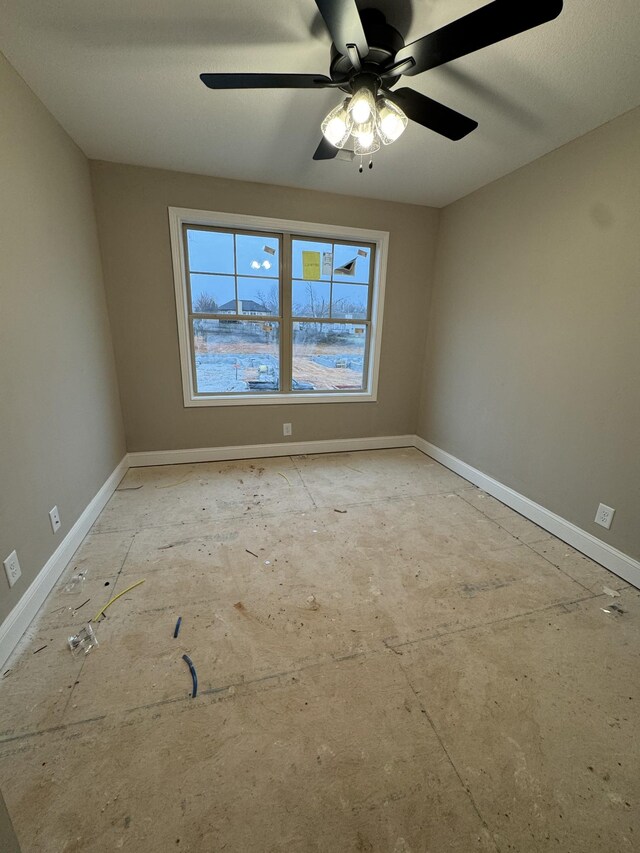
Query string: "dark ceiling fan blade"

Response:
xmin=385 ymin=88 xmax=478 ymax=141
xmin=393 ymin=0 xmax=563 ymax=76
xmin=314 ymin=0 xmax=369 ymax=59
xmin=313 ymin=138 xmax=339 ymax=160
xmin=200 ymin=73 xmax=334 ymax=89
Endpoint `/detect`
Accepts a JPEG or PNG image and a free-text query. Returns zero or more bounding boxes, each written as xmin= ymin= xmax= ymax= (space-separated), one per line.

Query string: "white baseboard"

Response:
xmin=127 ymin=434 xmax=415 ymax=467
xmin=414 ymin=436 xmax=640 ymax=589
xmin=0 ymin=456 xmax=128 ymax=669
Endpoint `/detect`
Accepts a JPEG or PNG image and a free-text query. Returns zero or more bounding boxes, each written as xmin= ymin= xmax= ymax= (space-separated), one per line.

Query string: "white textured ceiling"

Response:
xmin=1 ymin=0 xmax=639 ymax=207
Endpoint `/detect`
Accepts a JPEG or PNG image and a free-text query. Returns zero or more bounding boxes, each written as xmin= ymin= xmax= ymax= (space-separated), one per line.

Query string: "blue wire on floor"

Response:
xmin=182 ymin=654 xmax=198 ymax=698
xmin=173 ymin=616 xmax=182 ymax=638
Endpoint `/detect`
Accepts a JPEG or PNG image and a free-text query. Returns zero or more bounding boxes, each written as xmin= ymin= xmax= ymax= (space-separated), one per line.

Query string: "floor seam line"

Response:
xmin=456 ymin=492 xmax=600 ymax=595
xmin=289 ymin=454 xmax=318 ymax=509
xmin=385 ymin=593 xmax=598 ymax=651
xmin=398 ymin=664 xmax=502 ymax=853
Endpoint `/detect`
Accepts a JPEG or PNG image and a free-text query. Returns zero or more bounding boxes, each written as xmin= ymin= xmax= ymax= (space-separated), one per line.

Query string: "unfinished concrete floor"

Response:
xmin=1 ymin=448 xmax=638 ymax=852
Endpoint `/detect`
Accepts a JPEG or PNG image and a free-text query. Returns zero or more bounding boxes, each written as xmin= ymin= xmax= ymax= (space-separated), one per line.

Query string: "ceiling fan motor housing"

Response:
xmin=329 ymin=9 xmax=405 ymax=91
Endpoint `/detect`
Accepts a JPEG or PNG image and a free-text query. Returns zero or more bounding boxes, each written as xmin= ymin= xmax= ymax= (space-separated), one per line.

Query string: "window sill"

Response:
xmin=184 ymin=391 xmax=377 ymax=408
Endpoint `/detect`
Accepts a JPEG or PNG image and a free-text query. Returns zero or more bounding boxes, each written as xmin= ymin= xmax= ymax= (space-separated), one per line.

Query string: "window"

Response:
xmin=169 ymin=208 xmax=388 ymax=407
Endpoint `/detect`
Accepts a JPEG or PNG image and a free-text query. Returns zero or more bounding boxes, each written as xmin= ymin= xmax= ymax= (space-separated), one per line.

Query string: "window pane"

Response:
xmin=193 ymin=319 xmax=279 ymax=394
xmin=292 ymin=323 xmax=367 ymax=391
xmin=237 ymin=278 xmax=279 ymax=316
xmin=187 ymin=229 xmax=235 ymax=274
xmin=332 ymin=244 xmax=371 ymax=284
xmin=190 ymin=274 xmax=235 ymax=313
xmin=331 ymin=283 xmax=368 ymax=319
xmin=292 ymin=239 xmax=333 ymax=281
xmin=292 ymin=280 xmax=331 ymax=317
xmin=235 ymin=234 xmax=279 ymax=277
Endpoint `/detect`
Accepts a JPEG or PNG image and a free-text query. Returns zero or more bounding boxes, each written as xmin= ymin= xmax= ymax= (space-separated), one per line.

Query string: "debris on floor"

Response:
xmin=68 ymin=624 xmax=99 ymax=656
xmin=182 ymin=654 xmax=198 ymax=698
xmin=334 ymin=508 xmax=347 ymax=513
xmin=155 ymin=475 xmax=192 ymax=489
xmin=278 ymin=472 xmax=291 ymax=485
xmin=116 ymin=484 xmax=144 ymax=491
xmin=92 ymin=578 xmax=145 ymax=622
xmin=64 ymin=571 xmax=86 ymax=593
xmin=601 ymin=602 xmax=626 ymax=616
xmin=245 ymin=549 xmax=259 ymax=558
xmin=234 ymin=601 xmax=246 ymax=612
xmin=33 ymin=645 xmax=48 ymax=655
xmin=174 ymin=616 xmax=182 ymax=638
xmin=306 ymin=595 xmax=320 ymax=611
xmin=74 ymin=598 xmax=91 ymax=614
xmin=603 ymin=587 xmax=621 ymax=597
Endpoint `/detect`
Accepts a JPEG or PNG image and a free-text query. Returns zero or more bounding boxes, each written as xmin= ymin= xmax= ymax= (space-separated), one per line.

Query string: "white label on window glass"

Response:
xmin=322 ymin=252 xmax=333 ymax=276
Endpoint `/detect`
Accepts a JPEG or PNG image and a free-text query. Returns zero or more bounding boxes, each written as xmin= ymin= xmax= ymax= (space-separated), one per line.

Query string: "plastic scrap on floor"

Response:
xmin=278 ymin=472 xmax=291 ymax=486
xmin=601 ymin=602 xmax=626 ymax=616
xmin=182 ymin=654 xmax=198 ymax=698
xmin=174 ymin=616 xmax=182 ymax=638
xmin=116 ymin=484 xmax=143 ymax=491
xmin=92 ymin=579 xmax=145 ymax=622
xmin=245 ymin=549 xmax=258 ymax=558
xmin=68 ymin=624 xmax=99 ymax=656
xmin=64 ymin=571 xmax=87 ymax=593
xmin=334 ymin=508 xmax=347 ymax=513
xmin=603 ymin=587 xmax=620 ymax=597
xmin=155 ymin=475 xmax=192 ymax=490
xmin=33 ymin=645 xmax=48 ymax=655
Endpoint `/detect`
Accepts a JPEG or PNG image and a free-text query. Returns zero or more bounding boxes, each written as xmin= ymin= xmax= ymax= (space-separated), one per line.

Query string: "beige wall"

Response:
xmin=419 ymin=107 xmax=640 ymax=560
xmin=90 ymin=162 xmax=438 ymax=452
xmin=0 ymin=54 xmax=125 ymax=624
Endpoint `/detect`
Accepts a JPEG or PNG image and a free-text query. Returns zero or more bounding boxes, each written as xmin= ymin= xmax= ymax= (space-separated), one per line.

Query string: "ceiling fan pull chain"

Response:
xmin=359 ymin=155 xmax=364 ymax=174
xmin=368 ymin=158 xmax=373 ymax=170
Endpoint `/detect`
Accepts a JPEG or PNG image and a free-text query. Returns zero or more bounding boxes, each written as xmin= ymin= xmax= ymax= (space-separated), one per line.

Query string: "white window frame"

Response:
xmin=168 ymin=206 xmax=389 ymax=407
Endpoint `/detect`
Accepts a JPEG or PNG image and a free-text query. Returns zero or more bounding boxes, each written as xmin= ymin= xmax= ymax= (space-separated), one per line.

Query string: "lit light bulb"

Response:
xmin=353 ymin=127 xmax=381 ymax=155
xmin=376 ymin=98 xmax=408 ymax=145
xmin=325 ymin=116 xmax=347 ymax=144
xmin=352 ymin=119 xmax=373 ymax=141
xmin=321 ymin=98 xmax=352 ymax=149
xmin=349 ymin=86 xmax=375 ymax=126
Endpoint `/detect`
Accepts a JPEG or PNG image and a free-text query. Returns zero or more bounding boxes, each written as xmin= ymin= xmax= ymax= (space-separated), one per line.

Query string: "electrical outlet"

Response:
xmin=283 ymin=423 xmax=292 ymax=436
xmin=4 ymin=550 xmax=22 ymax=588
xmin=49 ymin=505 xmax=61 ymax=533
xmin=594 ymin=503 xmax=615 ymax=529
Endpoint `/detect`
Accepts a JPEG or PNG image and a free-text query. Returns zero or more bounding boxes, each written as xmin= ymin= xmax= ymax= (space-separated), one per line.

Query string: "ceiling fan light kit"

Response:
xmin=320 ymin=73 xmax=410 ymax=169
xmin=200 ymin=0 xmax=564 ymax=170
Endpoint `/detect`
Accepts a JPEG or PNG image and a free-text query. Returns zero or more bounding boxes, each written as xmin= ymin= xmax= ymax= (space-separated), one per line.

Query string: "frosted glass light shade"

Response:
xmin=353 ymin=127 xmax=381 ymax=155
xmin=349 ymin=86 xmax=376 ymax=125
xmin=376 ymin=98 xmax=408 ymax=144
xmin=351 ymin=119 xmax=374 ymax=142
xmin=321 ymin=99 xmax=352 ymax=148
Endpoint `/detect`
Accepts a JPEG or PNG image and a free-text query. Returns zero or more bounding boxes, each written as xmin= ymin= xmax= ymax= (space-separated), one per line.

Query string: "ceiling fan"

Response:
xmin=201 ymin=0 xmax=563 ymax=167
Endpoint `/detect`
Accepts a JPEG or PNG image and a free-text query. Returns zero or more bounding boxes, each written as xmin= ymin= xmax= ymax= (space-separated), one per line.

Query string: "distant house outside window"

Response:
xmin=168 ymin=208 xmax=388 ymax=407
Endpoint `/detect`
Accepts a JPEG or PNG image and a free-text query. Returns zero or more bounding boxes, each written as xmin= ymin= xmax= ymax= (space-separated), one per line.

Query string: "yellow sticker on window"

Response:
xmin=302 ymin=251 xmax=321 ymax=280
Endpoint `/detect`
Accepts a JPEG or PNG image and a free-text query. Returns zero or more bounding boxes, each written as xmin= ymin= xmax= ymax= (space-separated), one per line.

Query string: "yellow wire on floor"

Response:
xmin=92 ymin=579 xmax=145 ymax=622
